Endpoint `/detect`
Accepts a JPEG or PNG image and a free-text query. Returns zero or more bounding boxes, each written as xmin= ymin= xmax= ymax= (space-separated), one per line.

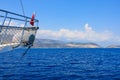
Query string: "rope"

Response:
xmin=21 ymin=46 xmax=31 ymax=59
xmin=19 ymin=0 xmax=25 ymax=16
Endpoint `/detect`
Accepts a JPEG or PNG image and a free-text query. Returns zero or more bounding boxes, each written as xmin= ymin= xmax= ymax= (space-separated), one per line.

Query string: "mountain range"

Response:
xmin=33 ymin=39 xmax=101 ymax=48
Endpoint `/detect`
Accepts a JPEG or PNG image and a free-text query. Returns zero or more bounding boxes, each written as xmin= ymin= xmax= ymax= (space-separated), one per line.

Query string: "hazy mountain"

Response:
xmin=107 ymin=45 xmax=120 ymax=48
xmin=33 ymin=39 xmax=101 ymax=48
xmin=66 ymin=42 xmax=101 ymax=48
xmin=33 ymin=39 xmax=66 ymax=48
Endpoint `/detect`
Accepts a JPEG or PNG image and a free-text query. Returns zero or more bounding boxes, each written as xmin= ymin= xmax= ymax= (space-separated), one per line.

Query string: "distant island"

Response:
xmin=33 ymin=39 xmax=101 ymax=48
xmin=107 ymin=45 xmax=120 ymax=48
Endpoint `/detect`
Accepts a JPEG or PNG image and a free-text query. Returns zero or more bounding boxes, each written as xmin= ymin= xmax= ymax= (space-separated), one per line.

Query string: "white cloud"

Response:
xmin=36 ymin=23 xmax=113 ymax=42
xmin=84 ymin=23 xmax=92 ymax=32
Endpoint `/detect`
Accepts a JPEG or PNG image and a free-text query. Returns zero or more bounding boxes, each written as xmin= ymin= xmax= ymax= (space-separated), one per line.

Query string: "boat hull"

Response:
xmin=0 ymin=45 xmax=13 ymax=53
xmin=0 ymin=43 xmax=20 ymax=53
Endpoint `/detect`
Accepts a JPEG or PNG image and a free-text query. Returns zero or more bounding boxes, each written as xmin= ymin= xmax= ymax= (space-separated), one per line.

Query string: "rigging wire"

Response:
xmin=19 ymin=0 xmax=25 ymax=16
xmin=21 ymin=46 xmax=31 ymax=59
xmin=19 ymin=0 xmax=31 ymax=58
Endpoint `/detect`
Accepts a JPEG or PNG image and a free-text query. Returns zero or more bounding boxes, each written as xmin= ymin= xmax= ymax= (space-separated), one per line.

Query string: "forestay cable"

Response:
xmin=19 ymin=0 xmax=25 ymax=16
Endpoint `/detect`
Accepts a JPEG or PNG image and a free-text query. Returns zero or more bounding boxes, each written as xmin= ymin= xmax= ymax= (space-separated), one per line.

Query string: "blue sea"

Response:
xmin=0 ymin=48 xmax=120 ymax=80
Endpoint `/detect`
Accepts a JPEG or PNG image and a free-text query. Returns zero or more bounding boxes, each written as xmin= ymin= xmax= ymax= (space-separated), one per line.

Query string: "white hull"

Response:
xmin=0 ymin=43 xmax=19 ymax=53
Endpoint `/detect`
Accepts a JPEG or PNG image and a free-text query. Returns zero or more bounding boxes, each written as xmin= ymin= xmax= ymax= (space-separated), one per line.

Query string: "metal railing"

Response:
xmin=0 ymin=9 xmax=39 ymax=47
xmin=0 ymin=9 xmax=39 ymax=27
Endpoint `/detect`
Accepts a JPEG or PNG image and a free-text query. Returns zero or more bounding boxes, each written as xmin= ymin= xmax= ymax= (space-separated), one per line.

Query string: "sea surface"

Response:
xmin=0 ymin=48 xmax=120 ymax=80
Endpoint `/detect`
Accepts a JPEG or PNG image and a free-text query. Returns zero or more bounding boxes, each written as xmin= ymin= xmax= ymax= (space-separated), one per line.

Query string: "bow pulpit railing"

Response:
xmin=0 ymin=9 xmax=39 ymax=50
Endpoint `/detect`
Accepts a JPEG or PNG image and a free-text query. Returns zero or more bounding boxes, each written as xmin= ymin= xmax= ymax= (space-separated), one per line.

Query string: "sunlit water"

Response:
xmin=0 ymin=48 xmax=120 ymax=80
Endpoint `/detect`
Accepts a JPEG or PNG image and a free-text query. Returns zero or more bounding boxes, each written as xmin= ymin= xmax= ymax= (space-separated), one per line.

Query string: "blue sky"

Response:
xmin=1 ymin=0 xmax=120 ymax=46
